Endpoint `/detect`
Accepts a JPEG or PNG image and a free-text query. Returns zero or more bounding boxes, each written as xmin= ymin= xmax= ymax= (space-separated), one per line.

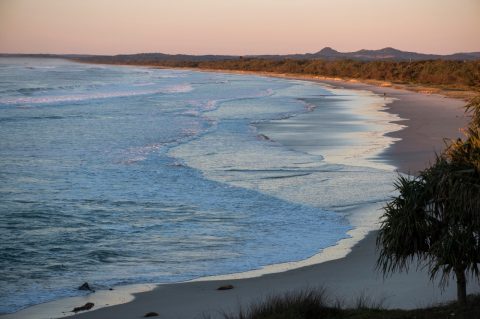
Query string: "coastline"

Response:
xmin=191 ymin=68 xmax=470 ymax=173
xmin=304 ymin=77 xmax=469 ymax=175
xmin=68 ymin=231 xmax=479 ymax=319
xmin=3 ymin=69 xmax=477 ymax=319
xmin=191 ymin=68 xmax=469 ymax=174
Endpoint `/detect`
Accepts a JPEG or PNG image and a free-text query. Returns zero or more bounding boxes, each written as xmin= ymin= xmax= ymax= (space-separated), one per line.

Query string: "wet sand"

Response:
xmin=310 ymin=78 xmax=468 ymax=175
xmin=68 ymin=231 xmax=479 ymax=319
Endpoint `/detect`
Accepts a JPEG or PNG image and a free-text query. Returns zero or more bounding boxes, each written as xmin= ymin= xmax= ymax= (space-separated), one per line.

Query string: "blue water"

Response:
xmin=0 ymin=58 xmax=396 ymax=314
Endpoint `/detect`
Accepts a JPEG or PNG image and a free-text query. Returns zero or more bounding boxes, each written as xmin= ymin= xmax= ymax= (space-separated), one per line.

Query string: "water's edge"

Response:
xmin=0 ymin=67 xmax=404 ymax=319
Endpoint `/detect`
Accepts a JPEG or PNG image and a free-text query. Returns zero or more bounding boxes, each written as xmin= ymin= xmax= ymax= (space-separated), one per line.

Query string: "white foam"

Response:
xmin=191 ymin=201 xmax=384 ymax=281
xmin=0 ymin=84 xmax=193 ymax=105
xmin=169 ymin=80 xmax=403 ymax=278
xmin=119 ymin=143 xmax=164 ymax=165
xmin=161 ymin=84 xmax=193 ymax=93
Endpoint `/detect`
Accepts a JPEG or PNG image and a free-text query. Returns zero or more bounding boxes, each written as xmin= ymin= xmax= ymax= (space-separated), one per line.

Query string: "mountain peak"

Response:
xmin=316 ymin=47 xmax=339 ymax=55
xmin=379 ymin=47 xmax=402 ymax=53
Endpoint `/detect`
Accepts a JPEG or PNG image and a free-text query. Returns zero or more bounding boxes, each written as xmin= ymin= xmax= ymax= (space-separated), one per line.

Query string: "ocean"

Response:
xmin=0 ymin=58 xmax=401 ymax=314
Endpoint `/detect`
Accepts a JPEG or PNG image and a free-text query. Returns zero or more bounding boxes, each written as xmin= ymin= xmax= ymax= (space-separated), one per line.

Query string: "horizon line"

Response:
xmin=2 ymin=46 xmax=480 ymax=57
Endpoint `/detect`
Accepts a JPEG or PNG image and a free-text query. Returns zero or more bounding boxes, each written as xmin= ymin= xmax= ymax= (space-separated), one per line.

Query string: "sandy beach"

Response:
xmin=4 ymin=75 xmax=478 ymax=319
xmin=68 ymin=232 xmax=479 ymax=319
xmin=307 ymin=78 xmax=469 ymax=175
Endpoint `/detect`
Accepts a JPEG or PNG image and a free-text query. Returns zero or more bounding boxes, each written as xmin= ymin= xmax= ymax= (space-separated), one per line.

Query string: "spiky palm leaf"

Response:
xmin=377 ymin=95 xmax=480 ymax=305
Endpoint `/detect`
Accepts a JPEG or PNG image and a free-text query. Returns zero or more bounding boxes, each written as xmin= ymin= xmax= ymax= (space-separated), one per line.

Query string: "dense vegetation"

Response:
xmin=217 ymin=290 xmax=480 ymax=319
xmin=75 ymin=56 xmax=480 ymax=91
xmin=200 ymin=59 xmax=480 ymax=89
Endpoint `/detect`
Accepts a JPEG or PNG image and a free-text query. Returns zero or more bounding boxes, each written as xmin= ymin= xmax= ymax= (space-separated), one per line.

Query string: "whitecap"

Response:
xmin=0 ymin=84 xmax=194 ymax=105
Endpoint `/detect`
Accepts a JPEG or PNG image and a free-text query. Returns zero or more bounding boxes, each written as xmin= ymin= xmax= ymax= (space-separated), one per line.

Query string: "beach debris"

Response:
xmin=144 ymin=312 xmax=159 ymax=317
xmin=217 ymin=284 xmax=234 ymax=291
xmin=78 ymin=282 xmax=94 ymax=292
xmin=257 ymin=134 xmax=273 ymax=142
xmin=72 ymin=302 xmax=94 ymax=313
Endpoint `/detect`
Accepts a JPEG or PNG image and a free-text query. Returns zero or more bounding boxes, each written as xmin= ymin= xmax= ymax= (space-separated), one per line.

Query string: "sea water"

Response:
xmin=0 ymin=58 xmax=400 ymax=314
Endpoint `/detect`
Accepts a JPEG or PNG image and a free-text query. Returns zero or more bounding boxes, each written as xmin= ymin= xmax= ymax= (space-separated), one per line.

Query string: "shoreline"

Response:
xmin=72 ymin=59 xmax=480 ymax=101
xmin=70 ymin=59 xmax=479 ymax=101
xmin=303 ymin=77 xmax=469 ymax=175
xmin=3 ymin=68 xmax=476 ymax=319
xmin=188 ymin=68 xmax=469 ymax=174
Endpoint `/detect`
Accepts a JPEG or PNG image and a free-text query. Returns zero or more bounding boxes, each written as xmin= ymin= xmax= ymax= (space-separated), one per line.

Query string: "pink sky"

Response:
xmin=1 ymin=0 xmax=479 ymax=55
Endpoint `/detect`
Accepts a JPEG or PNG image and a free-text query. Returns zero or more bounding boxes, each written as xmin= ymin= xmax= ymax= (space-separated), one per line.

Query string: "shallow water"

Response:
xmin=0 ymin=58 xmax=399 ymax=314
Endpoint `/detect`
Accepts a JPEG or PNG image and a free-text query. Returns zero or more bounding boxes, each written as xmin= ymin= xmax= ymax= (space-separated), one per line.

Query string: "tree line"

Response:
xmin=75 ymin=56 xmax=480 ymax=91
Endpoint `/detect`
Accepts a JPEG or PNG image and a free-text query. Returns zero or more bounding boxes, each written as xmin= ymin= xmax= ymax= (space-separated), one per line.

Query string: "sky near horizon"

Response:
xmin=0 ymin=0 xmax=479 ymax=55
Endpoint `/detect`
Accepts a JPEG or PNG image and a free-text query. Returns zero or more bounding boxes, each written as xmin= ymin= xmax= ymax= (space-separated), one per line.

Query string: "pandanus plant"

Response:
xmin=377 ymin=96 xmax=480 ymax=306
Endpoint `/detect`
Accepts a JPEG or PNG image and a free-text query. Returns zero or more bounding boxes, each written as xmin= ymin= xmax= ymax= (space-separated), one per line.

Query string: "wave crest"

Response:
xmin=0 ymin=84 xmax=193 ymax=106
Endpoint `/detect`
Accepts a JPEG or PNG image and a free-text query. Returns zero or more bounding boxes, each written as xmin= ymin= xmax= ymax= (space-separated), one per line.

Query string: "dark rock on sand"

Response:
xmin=72 ymin=302 xmax=94 ymax=313
xmin=78 ymin=282 xmax=93 ymax=291
xmin=257 ymin=134 xmax=273 ymax=141
xmin=217 ymin=284 xmax=234 ymax=290
xmin=144 ymin=312 xmax=159 ymax=317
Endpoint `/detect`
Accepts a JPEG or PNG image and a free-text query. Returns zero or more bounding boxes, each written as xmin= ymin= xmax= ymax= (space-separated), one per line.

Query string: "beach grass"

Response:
xmin=218 ymin=290 xmax=480 ymax=319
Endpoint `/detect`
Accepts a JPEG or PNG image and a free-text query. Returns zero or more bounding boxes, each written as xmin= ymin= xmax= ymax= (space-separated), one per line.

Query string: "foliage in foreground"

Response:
xmin=217 ymin=290 xmax=480 ymax=319
xmin=376 ymin=96 xmax=480 ymax=305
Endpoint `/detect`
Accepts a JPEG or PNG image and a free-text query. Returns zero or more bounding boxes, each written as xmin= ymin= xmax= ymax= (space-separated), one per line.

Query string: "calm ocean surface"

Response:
xmin=0 ymin=58 xmax=399 ymax=313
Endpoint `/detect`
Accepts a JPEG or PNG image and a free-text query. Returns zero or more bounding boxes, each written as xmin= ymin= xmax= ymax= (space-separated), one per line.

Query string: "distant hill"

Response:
xmin=2 ymin=47 xmax=479 ymax=62
xmin=255 ymin=47 xmax=480 ymax=61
